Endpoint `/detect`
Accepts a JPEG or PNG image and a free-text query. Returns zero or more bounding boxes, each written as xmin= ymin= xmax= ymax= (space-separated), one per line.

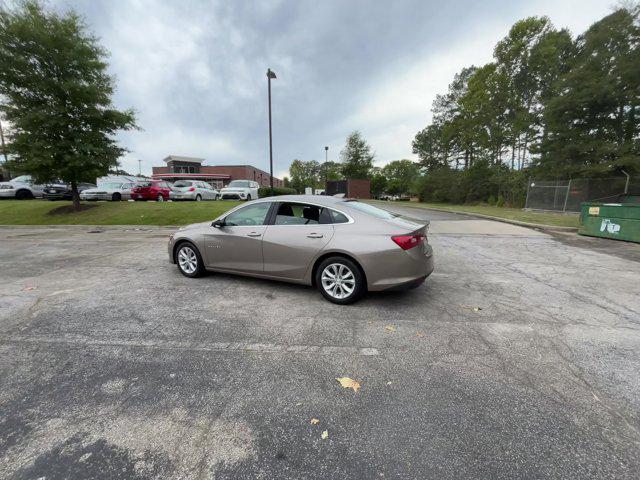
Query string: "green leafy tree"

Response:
xmin=382 ymin=159 xmax=420 ymax=195
xmin=369 ymin=167 xmax=387 ymax=198
xmin=340 ymin=131 xmax=374 ymax=179
xmin=537 ymin=8 xmax=640 ymax=176
xmin=0 ymin=1 xmax=137 ymax=210
xmin=288 ymin=159 xmax=322 ymax=192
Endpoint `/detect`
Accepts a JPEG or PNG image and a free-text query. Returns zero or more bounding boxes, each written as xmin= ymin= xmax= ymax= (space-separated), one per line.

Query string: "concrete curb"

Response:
xmin=0 ymin=224 xmax=179 ymax=230
xmin=370 ymin=201 xmax=579 ymax=233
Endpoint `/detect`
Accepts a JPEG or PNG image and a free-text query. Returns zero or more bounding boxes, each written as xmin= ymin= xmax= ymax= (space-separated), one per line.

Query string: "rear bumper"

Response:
xmin=363 ymin=243 xmax=434 ymax=291
xmin=0 ymin=189 xmax=16 ymax=198
xmin=170 ymin=192 xmax=197 ymax=200
xmin=81 ymin=193 xmax=113 ymax=201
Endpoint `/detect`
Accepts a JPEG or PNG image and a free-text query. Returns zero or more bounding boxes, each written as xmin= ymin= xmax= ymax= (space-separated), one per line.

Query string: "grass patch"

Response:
xmin=0 ymin=200 xmax=243 ymax=225
xmin=370 ymin=201 xmax=579 ymax=228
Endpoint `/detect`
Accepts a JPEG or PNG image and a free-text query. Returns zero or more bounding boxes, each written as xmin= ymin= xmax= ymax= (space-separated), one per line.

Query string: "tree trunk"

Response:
xmin=71 ymin=179 xmax=81 ymax=211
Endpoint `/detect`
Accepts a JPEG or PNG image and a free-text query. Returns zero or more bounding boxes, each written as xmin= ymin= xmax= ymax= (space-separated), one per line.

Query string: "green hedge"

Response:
xmin=258 ymin=187 xmax=297 ymax=197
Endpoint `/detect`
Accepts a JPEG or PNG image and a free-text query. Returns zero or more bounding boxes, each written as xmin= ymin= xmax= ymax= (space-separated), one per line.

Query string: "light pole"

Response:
xmin=138 ymin=159 xmax=142 ymax=176
xmin=267 ymin=68 xmax=277 ymax=191
xmin=324 ymin=146 xmax=329 ymax=191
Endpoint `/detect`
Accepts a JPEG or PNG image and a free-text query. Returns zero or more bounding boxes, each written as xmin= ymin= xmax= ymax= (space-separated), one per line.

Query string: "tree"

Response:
xmin=382 ymin=159 xmax=420 ymax=195
xmin=537 ymin=7 xmax=640 ymax=177
xmin=0 ymin=1 xmax=137 ymax=210
xmin=340 ymin=131 xmax=374 ymax=179
xmin=288 ymin=159 xmax=322 ymax=192
xmin=369 ymin=167 xmax=387 ymax=198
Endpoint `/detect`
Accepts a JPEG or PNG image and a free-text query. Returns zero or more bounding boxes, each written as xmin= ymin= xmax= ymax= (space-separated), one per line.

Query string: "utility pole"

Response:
xmin=324 ymin=146 xmax=329 ymax=191
xmin=267 ymin=68 xmax=277 ymax=191
xmin=138 ymin=159 xmax=142 ymax=176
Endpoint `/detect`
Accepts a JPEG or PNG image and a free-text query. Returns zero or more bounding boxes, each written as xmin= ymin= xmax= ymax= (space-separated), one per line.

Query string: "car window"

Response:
xmin=342 ymin=200 xmax=395 ymax=219
xmin=12 ymin=175 xmax=32 ymax=183
xmin=225 ymin=202 xmax=271 ymax=226
xmin=329 ymin=209 xmax=349 ymax=224
xmin=174 ymin=181 xmax=192 ymax=187
xmin=274 ymin=202 xmax=330 ymax=225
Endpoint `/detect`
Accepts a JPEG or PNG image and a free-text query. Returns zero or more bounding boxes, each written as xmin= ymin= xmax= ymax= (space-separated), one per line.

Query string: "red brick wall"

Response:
xmin=347 ymin=179 xmax=371 ymax=199
xmin=152 ymin=166 xmax=169 ymax=174
xmin=152 ymin=164 xmax=282 ymax=187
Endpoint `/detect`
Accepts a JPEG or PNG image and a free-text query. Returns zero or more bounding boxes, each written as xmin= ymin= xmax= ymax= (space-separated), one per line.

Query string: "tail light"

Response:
xmin=392 ymin=234 xmax=424 ymax=250
xmin=188 ymin=187 xmax=196 ymax=192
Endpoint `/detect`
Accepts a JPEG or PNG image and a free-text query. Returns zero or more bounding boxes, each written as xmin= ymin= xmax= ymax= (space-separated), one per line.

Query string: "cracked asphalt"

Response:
xmin=1 ymin=206 xmax=639 ymax=479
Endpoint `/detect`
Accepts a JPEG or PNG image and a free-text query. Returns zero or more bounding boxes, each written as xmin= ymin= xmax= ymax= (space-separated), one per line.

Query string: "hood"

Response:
xmin=177 ymin=221 xmax=212 ymax=231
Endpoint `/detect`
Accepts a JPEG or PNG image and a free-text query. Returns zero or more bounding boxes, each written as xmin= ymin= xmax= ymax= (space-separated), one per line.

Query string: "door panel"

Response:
xmin=204 ymin=226 xmax=267 ymax=273
xmin=262 ymin=225 xmax=334 ymax=280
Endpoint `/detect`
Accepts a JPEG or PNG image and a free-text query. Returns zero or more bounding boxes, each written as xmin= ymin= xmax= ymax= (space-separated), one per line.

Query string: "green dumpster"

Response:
xmin=579 ymin=202 xmax=640 ymax=243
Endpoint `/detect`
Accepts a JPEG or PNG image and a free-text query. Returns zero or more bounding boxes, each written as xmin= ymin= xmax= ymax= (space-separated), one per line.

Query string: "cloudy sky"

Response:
xmin=48 ymin=0 xmax=611 ymax=178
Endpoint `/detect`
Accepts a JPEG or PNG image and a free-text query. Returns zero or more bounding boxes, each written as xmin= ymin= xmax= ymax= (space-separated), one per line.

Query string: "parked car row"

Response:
xmin=0 ymin=175 xmax=261 ymax=201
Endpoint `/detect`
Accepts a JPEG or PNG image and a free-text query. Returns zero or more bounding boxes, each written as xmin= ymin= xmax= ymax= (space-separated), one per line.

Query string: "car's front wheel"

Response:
xmin=112 ymin=192 xmax=121 ymax=201
xmin=315 ymin=256 xmax=365 ymax=304
xmin=246 ymin=194 xmax=251 ymax=201
xmin=157 ymin=194 xmax=164 ymax=202
xmin=175 ymin=242 xmax=205 ymax=278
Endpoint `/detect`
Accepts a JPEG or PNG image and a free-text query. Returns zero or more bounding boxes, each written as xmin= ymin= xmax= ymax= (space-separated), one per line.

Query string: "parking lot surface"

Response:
xmin=1 ymin=208 xmax=639 ymax=479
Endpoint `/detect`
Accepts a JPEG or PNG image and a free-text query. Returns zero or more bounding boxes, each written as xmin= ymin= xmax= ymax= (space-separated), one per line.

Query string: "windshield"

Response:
xmin=342 ymin=201 xmax=396 ymax=219
xmin=228 ymin=180 xmax=250 ymax=188
xmin=173 ymin=181 xmax=193 ymax=187
xmin=12 ymin=175 xmax=31 ymax=183
xmin=136 ymin=182 xmax=152 ymax=187
xmin=99 ymin=183 xmax=122 ymax=189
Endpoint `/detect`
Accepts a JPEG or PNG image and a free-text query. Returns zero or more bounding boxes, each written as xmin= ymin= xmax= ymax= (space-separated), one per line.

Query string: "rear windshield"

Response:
xmin=100 ymin=183 xmax=122 ymax=189
xmin=136 ymin=182 xmax=152 ymax=187
xmin=342 ymin=201 xmax=395 ymax=219
xmin=173 ymin=181 xmax=193 ymax=187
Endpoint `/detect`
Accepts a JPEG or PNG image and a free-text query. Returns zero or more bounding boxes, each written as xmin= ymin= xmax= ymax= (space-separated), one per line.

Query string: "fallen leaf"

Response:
xmin=386 ymin=381 xmax=392 ymax=386
xmin=310 ymin=418 xmax=320 ymax=425
xmin=415 ymin=331 xmax=425 ymax=338
xmin=336 ymin=377 xmax=361 ymax=393
xmin=321 ymin=430 xmax=328 ymax=440
xmin=461 ymin=305 xmax=482 ymax=312
xmin=385 ymin=325 xmax=396 ymax=332
xmin=23 ymin=286 xmax=38 ymax=291
xmin=295 ymin=402 xmax=303 ymax=406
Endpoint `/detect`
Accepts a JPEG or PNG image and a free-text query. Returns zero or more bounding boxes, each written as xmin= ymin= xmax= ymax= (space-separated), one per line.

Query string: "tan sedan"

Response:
xmin=168 ymin=195 xmax=434 ymax=304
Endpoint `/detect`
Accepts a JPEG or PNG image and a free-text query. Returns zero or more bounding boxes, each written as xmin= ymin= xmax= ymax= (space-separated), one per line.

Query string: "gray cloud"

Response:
xmin=50 ymin=0 xmax=611 ymax=177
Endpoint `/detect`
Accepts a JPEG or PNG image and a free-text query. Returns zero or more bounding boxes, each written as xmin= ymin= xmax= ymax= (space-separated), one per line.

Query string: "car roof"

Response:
xmin=255 ymin=195 xmax=349 ymax=206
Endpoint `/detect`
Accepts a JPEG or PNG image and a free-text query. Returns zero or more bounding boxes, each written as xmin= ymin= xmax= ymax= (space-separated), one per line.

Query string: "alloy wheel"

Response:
xmin=178 ymin=246 xmax=198 ymax=274
xmin=321 ymin=263 xmax=356 ymax=300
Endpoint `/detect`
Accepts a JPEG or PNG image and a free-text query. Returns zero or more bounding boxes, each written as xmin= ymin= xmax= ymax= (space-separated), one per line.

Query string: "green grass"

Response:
xmin=370 ymin=200 xmax=579 ymax=228
xmin=0 ymin=200 xmax=243 ymax=225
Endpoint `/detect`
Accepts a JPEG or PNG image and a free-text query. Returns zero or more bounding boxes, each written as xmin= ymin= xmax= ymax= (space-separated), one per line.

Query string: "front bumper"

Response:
xmin=43 ymin=192 xmax=71 ymax=200
xmin=221 ymin=193 xmax=245 ymax=200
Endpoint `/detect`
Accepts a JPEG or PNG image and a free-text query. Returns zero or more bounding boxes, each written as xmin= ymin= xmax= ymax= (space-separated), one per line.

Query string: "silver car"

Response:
xmin=80 ymin=182 xmax=135 ymax=201
xmin=168 ymin=195 xmax=434 ymax=304
xmin=170 ymin=180 xmax=220 ymax=201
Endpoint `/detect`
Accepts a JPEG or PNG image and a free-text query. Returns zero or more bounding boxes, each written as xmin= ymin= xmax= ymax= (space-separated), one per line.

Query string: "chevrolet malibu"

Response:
xmin=168 ymin=195 xmax=433 ymax=304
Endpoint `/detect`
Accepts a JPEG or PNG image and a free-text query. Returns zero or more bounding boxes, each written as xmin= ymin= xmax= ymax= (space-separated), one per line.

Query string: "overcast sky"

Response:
xmin=49 ymin=0 xmax=612 ymax=178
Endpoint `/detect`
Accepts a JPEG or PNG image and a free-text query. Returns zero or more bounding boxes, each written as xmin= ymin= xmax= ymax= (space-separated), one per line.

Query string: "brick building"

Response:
xmin=151 ymin=156 xmax=283 ymax=189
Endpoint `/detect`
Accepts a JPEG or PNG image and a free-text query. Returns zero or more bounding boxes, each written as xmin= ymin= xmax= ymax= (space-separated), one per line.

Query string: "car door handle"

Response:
xmin=307 ymin=233 xmax=323 ymax=238
xmin=247 ymin=232 xmax=262 ymax=237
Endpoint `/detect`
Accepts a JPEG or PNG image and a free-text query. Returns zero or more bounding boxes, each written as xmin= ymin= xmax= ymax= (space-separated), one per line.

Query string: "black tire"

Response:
xmin=112 ymin=192 xmax=122 ymax=201
xmin=195 ymin=194 xmax=202 ymax=201
xmin=315 ymin=256 xmax=365 ymax=305
xmin=157 ymin=194 xmax=164 ymax=202
xmin=246 ymin=194 xmax=251 ymax=201
xmin=174 ymin=242 xmax=206 ymax=278
xmin=15 ymin=189 xmax=33 ymax=200
xmin=214 ymin=194 xmax=220 ymax=201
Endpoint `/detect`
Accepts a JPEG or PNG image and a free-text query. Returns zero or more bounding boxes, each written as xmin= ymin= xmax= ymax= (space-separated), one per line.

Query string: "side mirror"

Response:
xmin=212 ymin=219 xmax=225 ymax=228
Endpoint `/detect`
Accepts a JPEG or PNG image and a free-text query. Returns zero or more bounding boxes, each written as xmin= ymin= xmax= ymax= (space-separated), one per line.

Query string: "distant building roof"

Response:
xmin=163 ymin=155 xmax=204 ymax=165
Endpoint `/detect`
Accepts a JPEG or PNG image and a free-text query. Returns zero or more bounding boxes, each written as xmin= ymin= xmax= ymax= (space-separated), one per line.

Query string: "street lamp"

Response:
xmin=267 ymin=68 xmax=277 ymax=191
xmin=324 ymin=146 xmax=329 ymax=190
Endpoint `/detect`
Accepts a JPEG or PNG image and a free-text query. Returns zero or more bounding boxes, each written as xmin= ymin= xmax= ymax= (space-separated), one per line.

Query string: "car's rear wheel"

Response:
xmin=214 ymin=194 xmax=220 ymax=201
xmin=175 ymin=242 xmax=205 ymax=278
xmin=15 ymin=189 xmax=33 ymax=200
xmin=315 ymin=256 xmax=365 ymax=304
xmin=246 ymin=194 xmax=251 ymax=201
xmin=157 ymin=194 xmax=164 ymax=202
xmin=195 ymin=194 xmax=202 ymax=201
xmin=112 ymin=192 xmax=121 ymax=201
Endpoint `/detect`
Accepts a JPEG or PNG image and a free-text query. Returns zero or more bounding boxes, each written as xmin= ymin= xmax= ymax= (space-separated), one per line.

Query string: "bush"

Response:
xmin=487 ymin=195 xmax=496 ymax=205
xmin=258 ymin=187 xmax=297 ymax=197
xmin=496 ymin=195 xmax=505 ymax=207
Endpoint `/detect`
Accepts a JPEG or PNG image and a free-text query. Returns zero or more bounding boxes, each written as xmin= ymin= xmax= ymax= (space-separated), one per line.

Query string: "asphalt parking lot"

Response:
xmin=1 ymin=206 xmax=639 ymax=479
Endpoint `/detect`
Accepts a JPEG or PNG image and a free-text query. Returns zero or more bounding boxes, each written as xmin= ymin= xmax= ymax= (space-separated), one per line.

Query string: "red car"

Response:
xmin=130 ymin=181 xmax=171 ymax=201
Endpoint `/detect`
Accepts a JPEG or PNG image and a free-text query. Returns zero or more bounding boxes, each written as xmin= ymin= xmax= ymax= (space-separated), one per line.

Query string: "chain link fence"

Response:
xmin=525 ymin=176 xmax=640 ymax=212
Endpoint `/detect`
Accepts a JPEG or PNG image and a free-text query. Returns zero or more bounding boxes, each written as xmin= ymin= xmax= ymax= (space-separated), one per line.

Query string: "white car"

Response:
xmin=80 ymin=182 xmax=135 ymax=201
xmin=0 ymin=175 xmax=45 ymax=200
xmin=170 ymin=180 xmax=220 ymax=201
xmin=219 ymin=180 xmax=260 ymax=201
